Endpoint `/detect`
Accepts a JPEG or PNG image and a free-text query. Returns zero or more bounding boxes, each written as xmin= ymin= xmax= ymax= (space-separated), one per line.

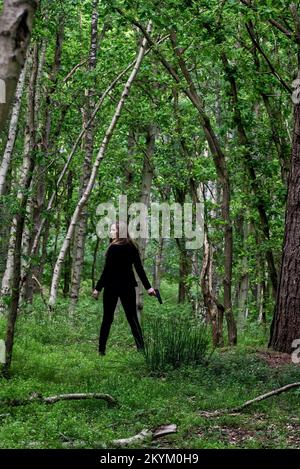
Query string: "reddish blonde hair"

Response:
xmin=105 ymin=221 xmax=139 ymax=256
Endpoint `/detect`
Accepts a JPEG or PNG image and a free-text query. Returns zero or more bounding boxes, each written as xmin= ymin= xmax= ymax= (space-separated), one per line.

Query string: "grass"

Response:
xmin=0 ymin=281 xmax=300 ymax=449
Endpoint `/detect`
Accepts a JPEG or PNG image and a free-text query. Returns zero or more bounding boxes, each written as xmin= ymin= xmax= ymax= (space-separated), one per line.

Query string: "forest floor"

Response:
xmin=0 ymin=282 xmax=300 ymax=449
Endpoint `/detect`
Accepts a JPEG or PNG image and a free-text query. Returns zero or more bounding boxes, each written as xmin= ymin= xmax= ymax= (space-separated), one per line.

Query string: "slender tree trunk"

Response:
xmin=152 ymin=236 xmax=164 ymax=290
xmin=63 ymin=171 xmax=74 ymax=297
xmin=258 ymin=264 xmax=267 ymax=327
xmin=190 ymin=180 xmax=224 ymax=346
xmin=0 ymin=61 xmax=27 ymax=195
xmin=176 ymin=237 xmax=192 ymax=304
xmin=200 ymin=221 xmax=224 ymax=347
xmin=236 ymin=218 xmax=250 ymax=328
xmin=69 ymin=1 xmax=100 ymax=311
xmin=136 ymin=124 xmax=156 ymax=320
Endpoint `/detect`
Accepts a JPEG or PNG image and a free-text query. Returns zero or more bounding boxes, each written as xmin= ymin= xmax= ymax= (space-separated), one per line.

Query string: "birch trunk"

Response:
xmin=0 ymin=62 xmax=27 ymax=195
xmin=0 ymin=46 xmax=38 ymax=310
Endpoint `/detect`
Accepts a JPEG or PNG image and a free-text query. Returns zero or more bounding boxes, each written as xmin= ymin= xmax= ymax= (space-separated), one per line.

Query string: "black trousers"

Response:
xmin=99 ymin=284 xmax=145 ymax=353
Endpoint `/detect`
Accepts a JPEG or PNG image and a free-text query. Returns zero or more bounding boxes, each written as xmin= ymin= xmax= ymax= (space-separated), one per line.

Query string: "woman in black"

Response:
xmin=92 ymin=221 xmax=156 ymax=355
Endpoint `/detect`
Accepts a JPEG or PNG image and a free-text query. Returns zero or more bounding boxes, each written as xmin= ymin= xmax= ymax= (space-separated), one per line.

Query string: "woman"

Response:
xmin=92 ymin=221 xmax=156 ymax=355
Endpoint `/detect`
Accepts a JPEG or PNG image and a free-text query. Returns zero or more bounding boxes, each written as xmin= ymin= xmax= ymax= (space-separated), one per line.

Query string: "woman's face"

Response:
xmin=110 ymin=224 xmax=118 ymax=239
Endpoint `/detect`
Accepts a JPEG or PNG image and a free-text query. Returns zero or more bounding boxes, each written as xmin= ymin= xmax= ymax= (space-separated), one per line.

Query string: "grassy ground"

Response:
xmin=0 ymin=281 xmax=300 ymax=449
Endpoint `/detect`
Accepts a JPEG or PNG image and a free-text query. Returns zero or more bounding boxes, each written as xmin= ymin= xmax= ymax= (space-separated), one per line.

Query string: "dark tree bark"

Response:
xmin=269 ymin=4 xmax=300 ymax=353
xmin=269 ymin=80 xmax=300 ymax=353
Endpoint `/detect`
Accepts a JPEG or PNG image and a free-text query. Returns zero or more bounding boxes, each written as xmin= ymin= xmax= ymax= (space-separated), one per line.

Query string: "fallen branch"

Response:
xmin=112 ymin=424 xmax=177 ymax=447
xmin=199 ymin=382 xmax=300 ymax=417
xmin=0 ymin=392 xmax=117 ymax=407
xmin=112 ymin=429 xmax=153 ymax=447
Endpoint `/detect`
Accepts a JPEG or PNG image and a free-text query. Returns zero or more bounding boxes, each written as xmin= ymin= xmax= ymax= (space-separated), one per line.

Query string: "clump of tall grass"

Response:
xmin=142 ymin=314 xmax=209 ymax=372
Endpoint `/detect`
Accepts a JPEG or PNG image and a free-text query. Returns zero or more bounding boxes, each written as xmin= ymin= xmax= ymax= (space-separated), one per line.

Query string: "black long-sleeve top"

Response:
xmin=95 ymin=242 xmax=152 ymax=292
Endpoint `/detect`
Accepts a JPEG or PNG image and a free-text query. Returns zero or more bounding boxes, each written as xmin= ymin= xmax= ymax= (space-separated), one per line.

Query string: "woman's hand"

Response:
xmin=147 ymin=287 xmax=156 ymax=296
xmin=92 ymin=289 xmax=99 ymax=300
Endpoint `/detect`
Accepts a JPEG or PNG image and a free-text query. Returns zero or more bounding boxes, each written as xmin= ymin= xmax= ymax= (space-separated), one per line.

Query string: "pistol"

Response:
xmin=154 ymin=288 xmax=163 ymax=304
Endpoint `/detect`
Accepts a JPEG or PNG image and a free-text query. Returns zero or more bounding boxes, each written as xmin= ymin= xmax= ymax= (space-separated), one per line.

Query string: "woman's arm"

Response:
xmin=132 ymin=245 xmax=152 ymax=291
xmin=94 ymin=247 xmax=111 ymax=292
xmin=95 ymin=270 xmax=106 ymax=292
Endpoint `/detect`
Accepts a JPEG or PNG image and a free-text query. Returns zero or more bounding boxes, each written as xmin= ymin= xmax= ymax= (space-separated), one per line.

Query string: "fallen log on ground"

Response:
xmin=0 ymin=392 xmax=117 ymax=407
xmin=112 ymin=424 xmax=177 ymax=447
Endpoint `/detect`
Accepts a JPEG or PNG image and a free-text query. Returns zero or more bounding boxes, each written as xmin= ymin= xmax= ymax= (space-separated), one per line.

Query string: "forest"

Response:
xmin=0 ymin=0 xmax=300 ymax=451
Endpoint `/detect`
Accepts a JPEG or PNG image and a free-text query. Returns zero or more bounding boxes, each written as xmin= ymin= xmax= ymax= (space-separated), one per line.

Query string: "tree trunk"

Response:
xmin=136 ymin=124 xmax=156 ymax=320
xmin=69 ymin=1 xmax=100 ymax=311
xmin=0 ymin=61 xmax=27 ymax=195
xmin=152 ymin=236 xmax=164 ymax=290
xmin=257 ymin=265 xmax=267 ymax=327
xmin=190 ymin=180 xmax=224 ymax=346
xmin=236 ymin=217 xmax=250 ymax=328
xmin=269 ymin=73 xmax=300 ymax=353
xmin=200 ymin=221 xmax=224 ymax=347
xmin=63 ymin=171 xmax=74 ymax=297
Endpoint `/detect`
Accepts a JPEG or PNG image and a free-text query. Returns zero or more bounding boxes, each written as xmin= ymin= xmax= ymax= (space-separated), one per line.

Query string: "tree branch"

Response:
xmin=199 ymin=382 xmax=300 ymax=417
xmin=240 ymin=0 xmax=293 ymax=39
xmin=0 ymin=392 xmax=117 ymax=407
xmin=245 ymin=22 xmax=292 ymax=94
